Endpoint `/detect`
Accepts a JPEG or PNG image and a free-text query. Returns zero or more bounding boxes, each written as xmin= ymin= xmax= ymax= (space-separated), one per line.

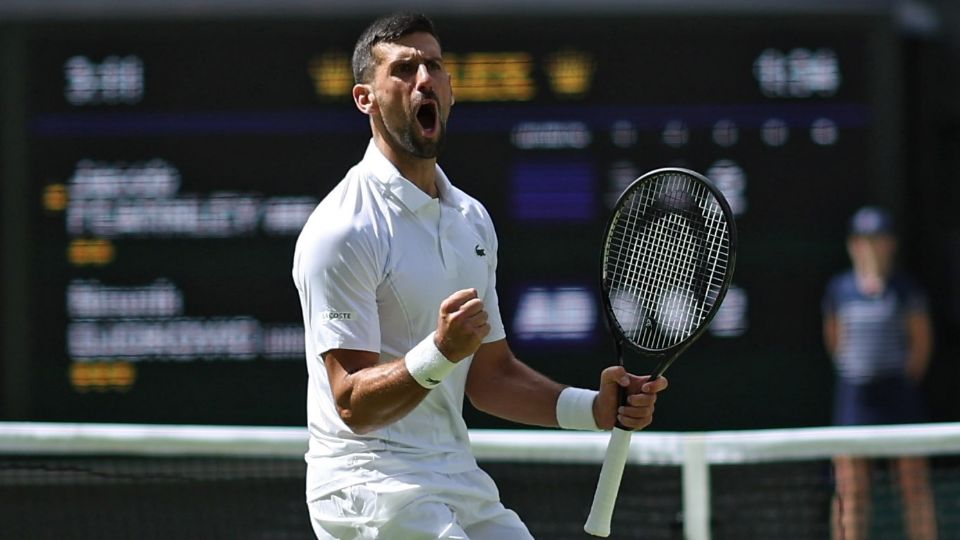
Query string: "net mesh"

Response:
xmin=1 ymin=422 xmax=959 ymax=539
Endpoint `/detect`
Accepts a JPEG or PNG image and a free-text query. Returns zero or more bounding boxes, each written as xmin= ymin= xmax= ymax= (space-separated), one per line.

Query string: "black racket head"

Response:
xmin=600 ymin=167 xmax=737 ymax=356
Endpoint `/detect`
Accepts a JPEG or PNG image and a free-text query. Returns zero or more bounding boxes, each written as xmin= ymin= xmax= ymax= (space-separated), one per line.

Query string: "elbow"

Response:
xmin=331 ymin=378 xmax=376 ymax=434
xmin=466 ymin=386 xmax=498 ymax=417
xmin=338 ymin=409 xmax=378 ymax=435
xmin=466 ymin=395 xmax=487 ymax=416
xmin=336 ymin=403 xmax=379 ymax=435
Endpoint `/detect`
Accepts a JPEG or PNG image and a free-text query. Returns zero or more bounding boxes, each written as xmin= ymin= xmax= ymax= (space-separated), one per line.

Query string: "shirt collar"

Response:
xmin=361 ymin=139 xmax=458 ymax=213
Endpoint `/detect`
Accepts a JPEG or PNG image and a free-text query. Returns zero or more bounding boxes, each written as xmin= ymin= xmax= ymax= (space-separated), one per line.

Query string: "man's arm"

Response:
xmin=465 ymin=339 xmax=667 ymax=431
xmin=325 ymin=288 xmax=490 ymax=434
xmin=905 ymin=309 xmax=933 ymax=383
xmin=823 ymin=312 xmax=839 ymax=359
xmin=323 ymin=348 xmax=428 ymax=435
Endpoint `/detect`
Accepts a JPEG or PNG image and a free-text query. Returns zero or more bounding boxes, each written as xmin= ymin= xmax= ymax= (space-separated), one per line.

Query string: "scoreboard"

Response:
xmin=5 ymin=12 xmax=899 ymax=429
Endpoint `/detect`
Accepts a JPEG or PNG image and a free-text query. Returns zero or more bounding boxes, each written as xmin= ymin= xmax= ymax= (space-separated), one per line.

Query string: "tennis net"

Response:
xmin=1 ymin=422 xmax=959 ymax=539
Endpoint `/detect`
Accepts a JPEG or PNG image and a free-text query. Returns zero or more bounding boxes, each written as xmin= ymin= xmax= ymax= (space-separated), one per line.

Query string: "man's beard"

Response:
xmin=380 ymin=100 xmax=447 ymax=159
xmin=381 ymin=114 xmax=446 ymax=159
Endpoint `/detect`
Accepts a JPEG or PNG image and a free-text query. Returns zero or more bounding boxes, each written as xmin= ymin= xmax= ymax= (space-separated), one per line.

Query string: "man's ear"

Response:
xmin=449 ymin=73 xmax=455 ymax=106
xmin=353 ymin=83 xmax=376 ymax=115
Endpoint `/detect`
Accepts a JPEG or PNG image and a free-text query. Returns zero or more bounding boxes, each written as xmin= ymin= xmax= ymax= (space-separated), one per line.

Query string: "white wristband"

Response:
xmin=405 ymin=332 xmax=457 ymax=389
xmin=556 ymin=387 xmax=601 ymax=431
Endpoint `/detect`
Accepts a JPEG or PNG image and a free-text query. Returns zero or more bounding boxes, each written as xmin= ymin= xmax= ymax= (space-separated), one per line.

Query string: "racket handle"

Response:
xmin=584 ymin=427 xmax=633 ymax=537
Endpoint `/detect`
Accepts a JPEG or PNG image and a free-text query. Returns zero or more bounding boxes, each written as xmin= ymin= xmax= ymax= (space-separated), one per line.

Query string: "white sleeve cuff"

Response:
xmin=556 ymin=387 xmax=601 ymax=431
xmin=405 ymin=332 xmax=457 ymax=389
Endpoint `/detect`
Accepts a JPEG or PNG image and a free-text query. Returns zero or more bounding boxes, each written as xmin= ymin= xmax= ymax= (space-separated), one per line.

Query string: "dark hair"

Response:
xmin=352 ymin=12 xmax=439 ymax=84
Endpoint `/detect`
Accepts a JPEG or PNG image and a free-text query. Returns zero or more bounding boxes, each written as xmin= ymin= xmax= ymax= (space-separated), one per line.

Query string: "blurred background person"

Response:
xmin=822 ymin=206 xmax=937 ymax=540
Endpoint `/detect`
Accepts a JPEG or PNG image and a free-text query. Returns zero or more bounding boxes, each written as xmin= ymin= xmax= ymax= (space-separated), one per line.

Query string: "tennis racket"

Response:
xmin=584 ymin=167 xmax=737 ymax=537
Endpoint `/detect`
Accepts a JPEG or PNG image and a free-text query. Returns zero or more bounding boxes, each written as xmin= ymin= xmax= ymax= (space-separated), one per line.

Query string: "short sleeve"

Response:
xmin=478 ymin=209 xmax=507 ymax=344
xmin=294 ymin=212 xmax=383 ymax=357
xmin=482 ymin=272 xmax=507 ymax=344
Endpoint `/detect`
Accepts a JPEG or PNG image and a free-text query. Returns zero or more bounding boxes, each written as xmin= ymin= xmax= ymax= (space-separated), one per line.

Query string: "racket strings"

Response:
xmin=627 ymin=181 xmax=705 ymax=345
xmin=605 ymin=173 xmax=731 ymax=350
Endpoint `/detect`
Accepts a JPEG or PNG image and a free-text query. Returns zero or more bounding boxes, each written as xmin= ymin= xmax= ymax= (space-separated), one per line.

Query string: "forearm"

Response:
xmin=906 ymin=352 xmax=929 ymax=383
xmin=905 ymin=311 xmax=933 ymax=382
xmin=906 ymin=336 xmax=931 ymax=378
xmin=823 ymin=315 xmax=839 ymax=359
xmin=467 ymin=340 xmax=667 ymax=432
xmin=325 ymin=333 xmax=458 ymax=434
xmin=331 ymin=357 xmax=431 ymax=434
xmin=468 ymin=357 xmax=566 ymax=427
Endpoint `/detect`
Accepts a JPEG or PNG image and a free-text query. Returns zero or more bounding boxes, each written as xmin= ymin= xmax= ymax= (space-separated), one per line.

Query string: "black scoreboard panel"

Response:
xmin=16 ymin=14 xmax=894 ymax=428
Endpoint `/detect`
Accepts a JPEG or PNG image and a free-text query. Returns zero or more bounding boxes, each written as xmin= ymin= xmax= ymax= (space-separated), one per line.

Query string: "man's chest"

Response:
xmin=380 ymin=207 xmax=493 ymax=320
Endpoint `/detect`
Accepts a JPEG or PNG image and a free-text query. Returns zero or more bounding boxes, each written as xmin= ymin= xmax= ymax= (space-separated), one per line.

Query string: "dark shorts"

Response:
xmin=833 ymin=375 xmax=928 ymax=426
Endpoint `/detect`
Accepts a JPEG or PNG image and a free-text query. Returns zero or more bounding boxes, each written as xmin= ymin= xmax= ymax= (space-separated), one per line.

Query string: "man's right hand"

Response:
xmin=434 ymin=288 xmax=489 ymax=362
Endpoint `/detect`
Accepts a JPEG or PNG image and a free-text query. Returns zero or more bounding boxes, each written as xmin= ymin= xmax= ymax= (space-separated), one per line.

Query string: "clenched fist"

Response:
xmin=434 ymin=288 xmax=490 ymax=362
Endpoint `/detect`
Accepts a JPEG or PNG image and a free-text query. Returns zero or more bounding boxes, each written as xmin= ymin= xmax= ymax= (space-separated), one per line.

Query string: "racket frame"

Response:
xmin=598 ymin=167 xmax=738 ymax=380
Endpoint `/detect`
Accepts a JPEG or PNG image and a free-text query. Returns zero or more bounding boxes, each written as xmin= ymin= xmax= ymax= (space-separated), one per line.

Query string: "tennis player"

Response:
xmin=293 ymin=12 xmax=668 ymax=539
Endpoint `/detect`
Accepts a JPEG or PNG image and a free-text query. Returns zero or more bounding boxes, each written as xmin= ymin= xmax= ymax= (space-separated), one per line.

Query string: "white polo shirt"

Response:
xmin=293 ymin=140 xmax=506 ymax=499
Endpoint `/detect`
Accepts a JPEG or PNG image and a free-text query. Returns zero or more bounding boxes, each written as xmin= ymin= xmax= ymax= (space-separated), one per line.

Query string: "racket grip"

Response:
xmin=584 ymin=427 xmax=633 ymax=537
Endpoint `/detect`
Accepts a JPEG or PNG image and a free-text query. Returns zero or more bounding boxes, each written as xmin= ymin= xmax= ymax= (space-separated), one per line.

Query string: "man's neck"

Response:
xmin=853 ymin=267 xmax=889 ymax=297
xmin=373 ymin=135 xmax=438 ymax=198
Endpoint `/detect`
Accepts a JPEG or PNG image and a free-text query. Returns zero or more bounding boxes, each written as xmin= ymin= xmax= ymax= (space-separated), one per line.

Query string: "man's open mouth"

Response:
xmin=416 ymin=102 xmax=438 ymax=135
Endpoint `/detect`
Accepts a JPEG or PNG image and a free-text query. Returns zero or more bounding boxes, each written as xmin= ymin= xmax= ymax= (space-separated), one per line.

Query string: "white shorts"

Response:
xmin=306 ymin=468 xmax=534 ymax=540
